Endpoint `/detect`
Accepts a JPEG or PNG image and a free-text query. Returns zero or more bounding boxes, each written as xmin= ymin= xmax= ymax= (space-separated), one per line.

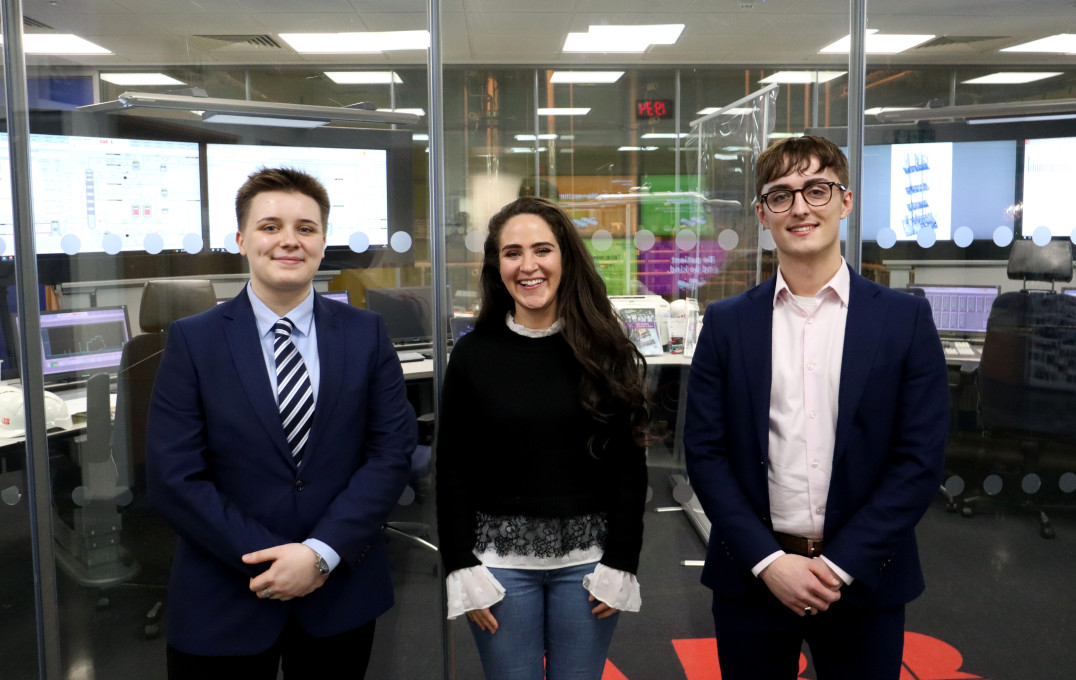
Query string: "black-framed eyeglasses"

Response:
xmin=759 ymin=182 xmax=847 ymax=213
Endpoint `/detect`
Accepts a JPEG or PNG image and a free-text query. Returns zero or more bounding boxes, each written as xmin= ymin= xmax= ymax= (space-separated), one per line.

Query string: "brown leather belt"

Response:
xmin=774 ymin=532 xmax=824 ymax=557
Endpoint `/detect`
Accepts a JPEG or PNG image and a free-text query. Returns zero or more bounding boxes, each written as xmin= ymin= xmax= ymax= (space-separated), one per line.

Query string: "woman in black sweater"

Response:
xmin=436 ymin=196 xmax=650 ymax=680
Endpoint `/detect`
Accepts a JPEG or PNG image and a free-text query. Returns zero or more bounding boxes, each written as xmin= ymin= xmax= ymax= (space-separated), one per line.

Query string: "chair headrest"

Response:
xmin=1007 ymin=239 xmax=1073 ymax=283
xmin=139 ymin=279 xmax=217 ymax=333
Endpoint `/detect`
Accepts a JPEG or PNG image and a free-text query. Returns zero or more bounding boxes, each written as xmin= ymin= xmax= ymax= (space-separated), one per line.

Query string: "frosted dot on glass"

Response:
xmin=953 ymin=226 xmax=973 ymax=249
xmin=144 ymin=233 xmax=164 ymax=255
xmin=759 ymin=229 xmax=776 ymax=251
xmin=717 ymin=229 xmax=739 ymax=251
xmin=634 ymin=230 xmax=656 ymax=252
xmin=349 ymin=231 xmax=370 ymax=253
xmin=61 ymin=234 xmax=81 ymax=255
xmin=916 ymin=228 xmax=937 ymax=249
xmin=182 ymin=233 xmax=203 ymax=254
xmin=675 ymin=229 xmax=698 ymax=251
xmin=390 ymin=231 xmax=412 ymax=253
xmin=1070 ymin=228 xmax=1076 ymax=246
xmin=993 ymin=226 xmax=1013 ymax=248
xmin=1032 ymin=226 xmax=1052 ymax=247
xmin=223 ymin=234 xmax=240 ymax=254
xmin=102 ymin=233 xmax=123 ymax=255
xmin=0 ymin=237 xmax=6 ymax=257
xmin=464 ymin=231 xmax=486 ymax=253
xmin=591 ymin=230 xmax=613 ymax=252
xmin=876 ymin=228 xmax=897 ymax=250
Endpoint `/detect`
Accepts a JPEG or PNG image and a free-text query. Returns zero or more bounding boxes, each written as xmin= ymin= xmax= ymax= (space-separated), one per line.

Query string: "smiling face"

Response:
xmin=237 ymin=190 xmax=326 ymax=313
xmin=755 ymin=156 xmax=852 ymax=268
xmin=498 ymin=213 xmax=563 ymax=329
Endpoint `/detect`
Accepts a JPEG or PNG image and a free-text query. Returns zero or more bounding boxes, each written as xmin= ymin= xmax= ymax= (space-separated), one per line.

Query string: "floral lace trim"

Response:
xmin=506 ymin=313 xmax=563 ymax=338
xmin=474 ymin=511 xmax=607 ymax=559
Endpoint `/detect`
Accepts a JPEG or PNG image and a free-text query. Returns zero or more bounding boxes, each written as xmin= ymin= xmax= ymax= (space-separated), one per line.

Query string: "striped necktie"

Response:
xmin=273 ymin=318 xmax=314 ymax=463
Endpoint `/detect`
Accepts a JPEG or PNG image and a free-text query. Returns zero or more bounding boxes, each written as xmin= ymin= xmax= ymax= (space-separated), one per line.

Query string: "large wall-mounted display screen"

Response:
xmin=0 ymin=133 xmax=201 ymax=255
xmin=205 ymin=143 xmax=389 ymax=252
xmin=850 ymin=140 xmax=1017 ymax=242
xmin=1022 ymin=136 xmax=1076 ymax=238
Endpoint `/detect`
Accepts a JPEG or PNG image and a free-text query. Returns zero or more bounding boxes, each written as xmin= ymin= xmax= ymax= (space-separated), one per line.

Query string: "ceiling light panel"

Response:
xmin=760 ymin=71 xmax=846 ymax=84
xmin=101 ymin=73 xmax=185 ymax=86
xmin=563 ymin=24 xmax=683 ymax=53
xmin=324 ymin=71 xmax=402 ymax=84
xmin=962 ymin=72 xmax=1063 ymax=85
xmin=6 ymin=34 xmax=112 ymax=54
xmin=280 ymin=31 xmax=429 ymax=54
xmin=549 ymin=71 xmax=624 ymax=84
xmin=1001 ymin=33 xmax=1076 ymax=54
xmin=537 ymin=107 xmax=590 ymax=116
xmin=820 ymin=30 xmax=935 ymax=54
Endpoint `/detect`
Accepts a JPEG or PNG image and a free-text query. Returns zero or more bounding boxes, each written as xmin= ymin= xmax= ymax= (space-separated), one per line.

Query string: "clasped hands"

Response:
xmin=243 ymin=543 xmax=329 ymax=602
xmin=760 ymin=554 xmax=843 ymax=617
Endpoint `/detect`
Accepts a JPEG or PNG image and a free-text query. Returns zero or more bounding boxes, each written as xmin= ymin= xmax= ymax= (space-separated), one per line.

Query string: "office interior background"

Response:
xmin=1 ymin=0 xmax=1075 ymax=678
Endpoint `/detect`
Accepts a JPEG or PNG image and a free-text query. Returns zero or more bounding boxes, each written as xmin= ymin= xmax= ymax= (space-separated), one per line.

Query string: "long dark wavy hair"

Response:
xmin=476 ymin=196 xmax=650 ymax=452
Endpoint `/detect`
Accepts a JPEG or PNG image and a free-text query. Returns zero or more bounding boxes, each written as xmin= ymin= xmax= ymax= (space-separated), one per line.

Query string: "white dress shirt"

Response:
xmin=752 ymin=263 xmax=853 ymax=585
xmin=247 ymin=283 xmax=339 ymax=572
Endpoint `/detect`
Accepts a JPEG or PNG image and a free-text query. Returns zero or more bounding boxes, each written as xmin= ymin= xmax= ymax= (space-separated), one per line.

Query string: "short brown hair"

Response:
xmin=235 ymin=167 xmax=330 ymax=231
xmin=755 ymin=136 xmax=848 ymax=199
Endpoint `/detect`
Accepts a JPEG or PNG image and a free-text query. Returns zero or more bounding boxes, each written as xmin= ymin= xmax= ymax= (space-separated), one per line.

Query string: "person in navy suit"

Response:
xmin=684 ymin=136 xmax=949 ymax=680
xmin=147 ymin=167 xmax=416 ymax=679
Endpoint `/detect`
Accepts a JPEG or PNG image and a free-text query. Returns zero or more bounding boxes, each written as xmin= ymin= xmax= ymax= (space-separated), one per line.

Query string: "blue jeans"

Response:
xmin=468 ymin=563 xmax=619 ymax=680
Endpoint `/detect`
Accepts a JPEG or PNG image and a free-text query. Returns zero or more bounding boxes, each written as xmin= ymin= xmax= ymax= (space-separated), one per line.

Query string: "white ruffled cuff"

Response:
xmin=445 ymin=565 xmax=506 ymax=620
xmin=582 ymin=563 xmax=642 ymax=613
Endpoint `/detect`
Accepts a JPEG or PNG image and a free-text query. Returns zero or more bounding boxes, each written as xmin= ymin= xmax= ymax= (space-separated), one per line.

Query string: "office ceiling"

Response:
xmin=17 ymin=0 xmax=1076 ymax=70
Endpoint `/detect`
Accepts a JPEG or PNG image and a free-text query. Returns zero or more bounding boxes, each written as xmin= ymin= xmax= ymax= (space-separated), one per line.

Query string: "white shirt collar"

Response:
xmin=248 ymin=283 xmax=316 ymax=338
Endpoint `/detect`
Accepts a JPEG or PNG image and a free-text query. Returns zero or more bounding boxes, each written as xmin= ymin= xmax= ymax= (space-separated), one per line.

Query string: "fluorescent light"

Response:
xmin=324 ymin=71 xmax=402 ymax=84
xmin=413 ymin=134 xmax=429 ymax=141
xmin=279 ymin=31 xmax=429 ymax=54
xmin=515 ymin=134 xmax=559 ymax=141
xmin=1002 ymin=33 xmax=1076 ymax=54
xmin=698 ymin=106 xmax=757 ymax=116
xmin=962 ymin=72 xmax=1063 ymax=85
xmin=563 ymin=24 xmax=683 ymax=53
xmin=865 ymin=106 xmax=917 ymax=116
xmin=820 ymin=29 xmax=934 ymax=54
xmin=3 ymin=34 xmax=112 ymax=54
xmin=760 ymin=71 xmax=846 ymax=84
xmin=769 ymin=132 xmax=804 ymax=139
xmin=641 ymin=133 xmax=688 ymax=139
xmin=510 ymin=147 xmax=547 ymax=153
xmin=537 ymin=107 xmax=590 ymax=116
xmin=968 ymin=113 xmax=1076 ymax=125
xmin=618 ymin=146 xmax=659 ymax=151
xmin=379 ymin=107 xmax=425 ymax=116
xmin=201 ymin=113 xmax=328 ymax=128
xmin=101 ymin=73 xmax=185 ymax=86
xmin=550 ymin=71 xmax=624 ymax=84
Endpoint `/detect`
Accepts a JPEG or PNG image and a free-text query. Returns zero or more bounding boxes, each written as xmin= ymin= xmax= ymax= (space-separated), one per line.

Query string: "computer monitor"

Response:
xmin=365 ymin=287 xmax=433 ymax=347
xmin=1022 ymin=136 xmax=1076 ymax=239
xmin=450 ymin=316 xmax=475 ymax=344
xmin=322 ymin=290 xmax=351 ymax=304
xmin=205 ymin=142 xmax=389 ymax=252
xmin=917 ymin=285 xmax=999 ymax=334
xmin=1063 ymin=288 xmax=1076 ymax=297
xmin=17 ymin=306 xmax=132 ymax=384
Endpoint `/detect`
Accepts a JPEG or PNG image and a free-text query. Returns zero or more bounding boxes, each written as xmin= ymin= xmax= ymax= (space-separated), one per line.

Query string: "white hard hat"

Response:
xmin=0 ymin=385 xmax=74 ymax=437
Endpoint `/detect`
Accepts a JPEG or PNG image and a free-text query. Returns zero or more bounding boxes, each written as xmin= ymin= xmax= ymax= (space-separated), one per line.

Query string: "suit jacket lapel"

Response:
xmin=740 ymin=277 xmax=776 ymax=462
xmin=307 ymin=295 xmax=343 ymax=463
xmin=224 ymin=289 xmax=294 ymax=464
xmin=834 ymin=268 xmax=886 ymax=464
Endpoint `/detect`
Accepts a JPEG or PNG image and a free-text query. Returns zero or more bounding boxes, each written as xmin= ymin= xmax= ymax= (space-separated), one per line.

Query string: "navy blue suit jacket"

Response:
xmin=147 ymin=289 xmax=417 ymax=655
xmin=684 ymin=267 xmax=948 ymax=609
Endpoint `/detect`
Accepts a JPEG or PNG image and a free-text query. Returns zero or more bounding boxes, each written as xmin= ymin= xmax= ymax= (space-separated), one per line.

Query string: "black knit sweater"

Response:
xmin=435 ymin=319 xmax=647 ymax=575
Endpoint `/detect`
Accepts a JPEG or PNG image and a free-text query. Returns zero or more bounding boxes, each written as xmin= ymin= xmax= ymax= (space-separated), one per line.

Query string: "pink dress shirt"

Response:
xmin=752 ymin=262 xmax=853 ymax=584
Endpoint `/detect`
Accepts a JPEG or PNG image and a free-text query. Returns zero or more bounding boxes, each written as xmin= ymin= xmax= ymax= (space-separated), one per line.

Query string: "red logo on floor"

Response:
xmin=600 ymin=632 xmax=984 ymax=679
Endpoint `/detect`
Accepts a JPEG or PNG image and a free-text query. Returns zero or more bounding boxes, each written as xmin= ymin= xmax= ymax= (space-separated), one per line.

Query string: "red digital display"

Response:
xmin=636 ymin=99 xmax=674 ymax=120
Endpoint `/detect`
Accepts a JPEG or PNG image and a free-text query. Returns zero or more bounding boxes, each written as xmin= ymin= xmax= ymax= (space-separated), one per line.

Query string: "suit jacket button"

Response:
xmin=295 ymin=480 xmax=305 ymax=491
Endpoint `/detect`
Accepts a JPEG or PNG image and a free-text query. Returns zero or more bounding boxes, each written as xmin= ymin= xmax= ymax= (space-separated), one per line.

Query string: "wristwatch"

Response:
xmin=313 ymin=551 xmax=330 ymax=575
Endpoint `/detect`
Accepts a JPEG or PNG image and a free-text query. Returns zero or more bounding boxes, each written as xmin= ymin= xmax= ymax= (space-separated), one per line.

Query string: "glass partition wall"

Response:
xmin=4 ymin=0 xmax=1076 ymax=678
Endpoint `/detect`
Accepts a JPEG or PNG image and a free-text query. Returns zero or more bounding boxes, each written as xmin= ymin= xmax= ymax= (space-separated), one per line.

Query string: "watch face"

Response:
xmin=315 ymin=554 xmax=330 ymax=574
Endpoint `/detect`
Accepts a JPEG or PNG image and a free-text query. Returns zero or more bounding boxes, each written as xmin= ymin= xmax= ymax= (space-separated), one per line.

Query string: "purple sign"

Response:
xmin=637 ymin=239 xmax=730 ymax=296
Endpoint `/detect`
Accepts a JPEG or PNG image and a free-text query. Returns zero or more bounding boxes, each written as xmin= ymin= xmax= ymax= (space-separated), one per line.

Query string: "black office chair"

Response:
xmin=963 ymin=240 xmax=1076 ymax=537
xmin=112 ymin=279 xmax=217 ymax=635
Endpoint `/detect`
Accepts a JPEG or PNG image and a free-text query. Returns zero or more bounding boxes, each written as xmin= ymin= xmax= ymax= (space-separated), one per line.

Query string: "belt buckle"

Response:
xmin=805 ymin=538 xmax=821 ymax=557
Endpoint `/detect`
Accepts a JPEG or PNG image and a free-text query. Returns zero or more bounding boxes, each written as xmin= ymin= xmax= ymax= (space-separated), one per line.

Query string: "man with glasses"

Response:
xmin=684 ymin=136 xmax=949 ymax=680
